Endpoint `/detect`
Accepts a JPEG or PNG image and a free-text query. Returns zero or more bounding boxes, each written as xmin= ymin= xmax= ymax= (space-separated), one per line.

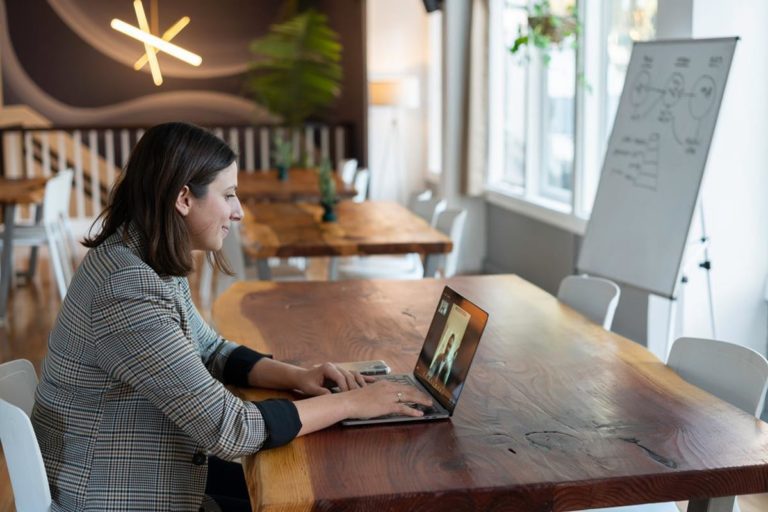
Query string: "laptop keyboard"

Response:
xmin=330 ymin=375 xmax=444 ymax=417
xmin=378 ymin=375 xmax=441 ymax=416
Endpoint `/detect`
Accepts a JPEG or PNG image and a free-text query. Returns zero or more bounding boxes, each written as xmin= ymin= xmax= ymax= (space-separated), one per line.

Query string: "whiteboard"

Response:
xmin=577 ymin=38 xmax=737 ymax=299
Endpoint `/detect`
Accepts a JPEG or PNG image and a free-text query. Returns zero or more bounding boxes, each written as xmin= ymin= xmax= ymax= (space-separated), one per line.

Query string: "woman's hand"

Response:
xmin=292 ymin=362 xmax=374 ymax=396
xmin=293 ymin=376 xmax=435 ymax=436
xmin=341 ymin=380 xmax=434 ymax=419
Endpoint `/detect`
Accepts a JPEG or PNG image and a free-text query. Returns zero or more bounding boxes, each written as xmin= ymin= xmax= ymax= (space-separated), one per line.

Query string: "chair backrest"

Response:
xmin=42 ymin=169 xmax=74 ymax=224
xmin=353 ymin=168 xmax=370 ymax=202
xmin=339 ymin=158 xmax=358 ymax=185
xmin=557 ymin=275 xmax=621 ymax=330
xmin=410 ymin=196 xmax=447 ymax=227
xmin=435 ymin=208 xmax=467 ymax=278
xmin=42 ymin=170 xmax=77 ymax=298
xmin=0 ymin=359 xmax=38 ymax=417
xmin=407 ymin=189 xmax=432 ymax=205
xmin=0 ymin=399 xmax=52 ymax=512
xmin=667 ymin=337 xmax=768 ymax=417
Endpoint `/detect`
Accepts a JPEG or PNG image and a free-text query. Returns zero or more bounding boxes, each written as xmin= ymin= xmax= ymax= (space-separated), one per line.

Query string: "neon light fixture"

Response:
xmin=111 ymin=0 xmax=201 ymax=86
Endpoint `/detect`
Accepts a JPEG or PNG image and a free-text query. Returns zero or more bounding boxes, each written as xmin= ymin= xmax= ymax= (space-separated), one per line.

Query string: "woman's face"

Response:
xmin=179 ymin=162 xmax=243 ymax=252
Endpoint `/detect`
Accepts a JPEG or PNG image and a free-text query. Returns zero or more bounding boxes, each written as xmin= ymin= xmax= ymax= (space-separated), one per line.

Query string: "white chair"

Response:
xmin=337 ymin=207 xmax=467 ymax=280
xmin=408 ymin=189 xmax=433 ymax=204
xmin=0 ymin=359 xmax=51 ymax=512
xmin=352 ymin=168 xmax=370 ymax=202
xmin=668 ymin=337 xmax=768 ymax=418
xmin=585 ymin=338 xmax=768 ymax=512
xmin=0 ymin=170 xmax=76 ymax=300
xmin=409 ymin=194 xmax=447 ymax=227
xmin=0 ymin=358 xmax=38 ymax=417
xmin=557 ymin=274 xmax=620 ymax=330
xmin=339 ymin=158 xmax=358 ymax=185
xmin=434 ymin=208 xmax=467 ymax=278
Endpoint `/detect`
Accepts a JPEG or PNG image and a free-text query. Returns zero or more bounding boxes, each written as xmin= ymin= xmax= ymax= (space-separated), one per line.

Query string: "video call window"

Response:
xmin=426 ymin=304 xmax=471 ymax=387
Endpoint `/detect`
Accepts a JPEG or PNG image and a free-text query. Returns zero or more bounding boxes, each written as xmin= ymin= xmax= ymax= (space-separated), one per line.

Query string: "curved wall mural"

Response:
xmin=1 ymin=0 xmax=366 ymax=158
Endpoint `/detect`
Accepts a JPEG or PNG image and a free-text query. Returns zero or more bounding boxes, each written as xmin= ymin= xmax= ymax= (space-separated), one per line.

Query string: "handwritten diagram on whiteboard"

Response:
xmin=578 ymin=38 xmax=737 ymax=298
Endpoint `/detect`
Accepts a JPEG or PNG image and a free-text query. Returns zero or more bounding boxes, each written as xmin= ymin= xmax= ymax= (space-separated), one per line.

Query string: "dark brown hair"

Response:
xmin=84 ymin=122 xmax=236 ymax=277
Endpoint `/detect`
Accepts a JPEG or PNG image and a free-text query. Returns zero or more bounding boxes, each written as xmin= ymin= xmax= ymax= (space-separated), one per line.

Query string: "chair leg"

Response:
xmin=688 ymin=496 xmax=737 ymax=512
xmin=24 ymin=205 xmax=45 ymax=281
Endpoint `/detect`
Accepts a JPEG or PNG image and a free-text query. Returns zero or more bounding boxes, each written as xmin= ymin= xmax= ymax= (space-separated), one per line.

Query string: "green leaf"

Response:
xmin=510 ymin=35 xmax=528 ymax=54
xmin=317 ymin=158 xmax=336 ymax=204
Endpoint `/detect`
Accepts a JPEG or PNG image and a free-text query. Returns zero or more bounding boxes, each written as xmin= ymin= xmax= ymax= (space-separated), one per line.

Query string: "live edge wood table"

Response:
xmin=237 ymin=169 xmax=356 ymax=203
xmin=240 ymin=200 xmax=453 ymax=280
xmin=213 ymin=275 xmax=768 ymax=512
xmin=0 ymin=177 xmax=47 ymax=324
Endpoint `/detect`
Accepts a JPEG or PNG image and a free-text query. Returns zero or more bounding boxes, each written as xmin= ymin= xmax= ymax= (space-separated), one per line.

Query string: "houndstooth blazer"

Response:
xmin=32 ymin=225 xmax=300 ymax=511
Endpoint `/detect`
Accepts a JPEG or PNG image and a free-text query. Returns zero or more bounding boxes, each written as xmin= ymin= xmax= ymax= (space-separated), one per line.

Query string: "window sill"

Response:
xmin=484 ymin=185 xmax=587 ymax=235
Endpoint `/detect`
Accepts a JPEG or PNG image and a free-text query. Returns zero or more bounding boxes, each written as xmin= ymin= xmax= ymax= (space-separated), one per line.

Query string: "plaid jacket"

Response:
xmin=32 ymin=226 xmax=300 ymax=511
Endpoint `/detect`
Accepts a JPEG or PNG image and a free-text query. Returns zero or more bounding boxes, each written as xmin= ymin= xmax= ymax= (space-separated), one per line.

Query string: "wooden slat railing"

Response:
xmin=1 ymin=123 xmax=355 ymax=223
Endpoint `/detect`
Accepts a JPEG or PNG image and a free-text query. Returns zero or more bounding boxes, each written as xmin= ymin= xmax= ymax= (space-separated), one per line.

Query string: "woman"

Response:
xmin=31 ymin=122 xmax=431 ymax=511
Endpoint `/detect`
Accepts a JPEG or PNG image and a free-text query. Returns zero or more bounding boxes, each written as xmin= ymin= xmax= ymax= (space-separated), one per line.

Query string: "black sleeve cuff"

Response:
xmin=254 ymin=399 xmax=302 ymax=449
xmin=222 ymin=346 xmax=271 ymax=387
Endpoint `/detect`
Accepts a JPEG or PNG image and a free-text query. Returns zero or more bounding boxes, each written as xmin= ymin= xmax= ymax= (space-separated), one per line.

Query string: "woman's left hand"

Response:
xmin=293 ymin=363 xmax=374 ymax=396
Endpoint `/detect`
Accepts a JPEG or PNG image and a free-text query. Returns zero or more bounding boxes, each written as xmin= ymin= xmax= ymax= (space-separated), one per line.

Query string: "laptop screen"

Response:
xmin=413 ymin=286 xmax=489 ymax=411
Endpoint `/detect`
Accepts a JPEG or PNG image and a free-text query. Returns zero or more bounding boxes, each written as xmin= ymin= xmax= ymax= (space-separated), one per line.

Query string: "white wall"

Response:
xmin=677 ymin=0 xmax=768 ymax=353
xmin=366 ymin=0 xmax=430 ymax=204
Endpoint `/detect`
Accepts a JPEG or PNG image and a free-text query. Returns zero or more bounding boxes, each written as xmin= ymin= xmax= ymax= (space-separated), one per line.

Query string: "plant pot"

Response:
xmin=528 ymin=15 xmax=578 ymax=44
xmin=277 ymin=164 xmax=289 ymax=181
xmin=321 ymin=202 xmax=337 ymax=222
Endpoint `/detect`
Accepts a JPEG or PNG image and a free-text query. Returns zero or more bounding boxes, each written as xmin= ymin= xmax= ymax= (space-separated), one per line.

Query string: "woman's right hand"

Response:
xmin=342 ymin=379 xmax=434 ymax=419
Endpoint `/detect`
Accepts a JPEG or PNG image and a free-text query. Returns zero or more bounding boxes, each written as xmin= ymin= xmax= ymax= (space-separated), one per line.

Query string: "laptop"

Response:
xmin=342 ymin=286 xmax=489 ymax=426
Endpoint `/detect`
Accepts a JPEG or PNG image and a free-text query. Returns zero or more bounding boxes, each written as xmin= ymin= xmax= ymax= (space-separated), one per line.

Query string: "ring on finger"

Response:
xmin=396 ymin=391 xmax=404 ymax=403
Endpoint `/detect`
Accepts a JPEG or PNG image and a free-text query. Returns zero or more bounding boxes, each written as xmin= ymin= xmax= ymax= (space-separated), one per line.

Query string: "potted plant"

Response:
xmin=317 ymin=159 xmax=337 ymax=222
xmin=273 ymin=133 xmax=293 ymax=181
xmin=246 ymin=4 xmax=343 ymax=164
xmin=509 ymin=0 xmax=581 ymax=66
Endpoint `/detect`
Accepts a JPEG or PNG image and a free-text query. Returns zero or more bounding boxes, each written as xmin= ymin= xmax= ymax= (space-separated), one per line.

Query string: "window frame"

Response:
xmin=486 ymin=0 xmax=655 ymax=234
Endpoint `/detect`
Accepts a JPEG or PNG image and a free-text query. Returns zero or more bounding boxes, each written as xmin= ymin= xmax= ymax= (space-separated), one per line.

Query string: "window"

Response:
xmin=488 ymin=0 xmax=657 ymax=230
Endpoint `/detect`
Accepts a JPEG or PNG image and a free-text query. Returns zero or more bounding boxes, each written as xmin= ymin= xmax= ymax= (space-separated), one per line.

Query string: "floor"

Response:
xmin=1 ymin=250 xmax=767 ymax=511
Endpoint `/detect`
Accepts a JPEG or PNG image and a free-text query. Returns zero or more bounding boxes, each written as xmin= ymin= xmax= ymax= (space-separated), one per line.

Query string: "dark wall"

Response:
xmin=2 ymin=0 xmax=366 ymax=162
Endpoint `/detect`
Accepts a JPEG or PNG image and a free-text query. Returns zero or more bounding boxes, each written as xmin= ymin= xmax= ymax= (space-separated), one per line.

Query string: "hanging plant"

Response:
xmin=509 ymin=0 xmax=580 ymax=66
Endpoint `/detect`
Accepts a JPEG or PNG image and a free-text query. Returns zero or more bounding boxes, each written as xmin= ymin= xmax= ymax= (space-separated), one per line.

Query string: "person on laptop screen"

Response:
xmin=426 ymin=304 xmax=471 ymax=388
xmin=427 ymin=333 xmax=458 ymax=385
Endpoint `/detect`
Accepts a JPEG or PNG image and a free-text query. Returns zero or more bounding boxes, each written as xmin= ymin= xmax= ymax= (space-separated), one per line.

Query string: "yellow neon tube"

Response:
xmin=111 ymin=18 xmax=202 ymax=66
xmin=134 ymin=16 xmax=190 ymax=71
xmin=132 ymin=0 xmax=162 ymax=85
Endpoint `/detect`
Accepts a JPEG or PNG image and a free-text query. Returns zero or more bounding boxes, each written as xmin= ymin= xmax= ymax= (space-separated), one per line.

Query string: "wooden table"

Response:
xmin=241 ymin=201 xmax=453 ymax=279
xmin=213 ymin=275 xmax=768 ymax=511
xmin=0 ymin=177 xmax=47 ymax=324
xmin=238 ymin=169 xmax=356 ymax=203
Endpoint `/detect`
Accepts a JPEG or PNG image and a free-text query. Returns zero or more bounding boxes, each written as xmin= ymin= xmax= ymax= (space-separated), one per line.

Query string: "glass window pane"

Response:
xmin=500 ymin=1 xmax=528 ymax=189
xmin=540 ymin=45 xmax=575 ymax=202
